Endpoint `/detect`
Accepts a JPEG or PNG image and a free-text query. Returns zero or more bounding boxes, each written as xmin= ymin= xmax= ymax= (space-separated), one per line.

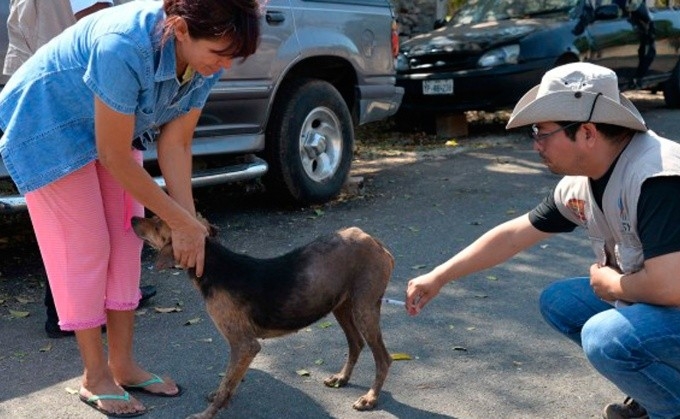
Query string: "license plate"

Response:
xmin=423 ymin=79 xmax=453 ymax=95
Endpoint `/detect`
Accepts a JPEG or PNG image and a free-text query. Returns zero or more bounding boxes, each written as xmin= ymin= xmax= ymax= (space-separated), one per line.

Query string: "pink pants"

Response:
xmin=25 ymin=153 xmax=144 ymax=331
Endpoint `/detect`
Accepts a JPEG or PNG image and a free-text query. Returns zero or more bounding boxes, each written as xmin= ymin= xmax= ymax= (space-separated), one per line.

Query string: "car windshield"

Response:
xmin=449 ymin=0 xmax=579 ymax=25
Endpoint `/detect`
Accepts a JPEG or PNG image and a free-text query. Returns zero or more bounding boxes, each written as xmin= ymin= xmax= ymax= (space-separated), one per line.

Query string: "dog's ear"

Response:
xmin=155 ymin=244 xmax=177 ymax=270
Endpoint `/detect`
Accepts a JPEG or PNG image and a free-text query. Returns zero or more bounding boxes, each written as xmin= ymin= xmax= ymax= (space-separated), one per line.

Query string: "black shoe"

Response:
xmin=45 ymin=319 xmax=75 ymax=339
xmin=603 ymin=397 xmax=649 ymax=419
xmin=139 ymin=285 xmax=157 ymax=306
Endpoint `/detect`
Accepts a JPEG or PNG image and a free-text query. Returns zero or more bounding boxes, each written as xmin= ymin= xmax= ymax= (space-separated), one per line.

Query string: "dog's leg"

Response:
xmin=351 ymin=299 xmax=391 ymax=411
xmin=324 ymin=300 xmax=365 ymax=389
xmin=186 ymin=337 xmax=261 ymax=419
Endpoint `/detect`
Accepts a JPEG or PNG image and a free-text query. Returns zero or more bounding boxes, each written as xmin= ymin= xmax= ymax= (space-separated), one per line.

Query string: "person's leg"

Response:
xmin=582 ymin=304 xmax=680 ymax=418
xmin=44 ymin=281 xmax=74 ymax=338
xmin=96 ymin=155 xmax=180 ymax=396
xmin=539 ymin=276 xmax=613 ymax=345
xmin=25 ymin=163 xmax=145 ymax=415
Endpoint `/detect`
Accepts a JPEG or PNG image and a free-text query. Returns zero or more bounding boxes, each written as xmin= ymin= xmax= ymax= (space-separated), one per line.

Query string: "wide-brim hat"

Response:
xmin=506 ymin=62 xmax=647 ymax=131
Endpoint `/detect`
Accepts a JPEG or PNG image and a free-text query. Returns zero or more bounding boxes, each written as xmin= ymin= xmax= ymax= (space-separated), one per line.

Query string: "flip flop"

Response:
xmin=79 ymin=391 xmax=147 ymax=418
xmin=122 ymin=373 xmax=184 ymax=398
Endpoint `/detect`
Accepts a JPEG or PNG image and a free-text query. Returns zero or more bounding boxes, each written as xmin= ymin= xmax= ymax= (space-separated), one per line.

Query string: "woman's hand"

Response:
xmin=405 ymin=272 xmax=445 ymax=316
xmin=171 ymin=216 xmax=209 ymax=277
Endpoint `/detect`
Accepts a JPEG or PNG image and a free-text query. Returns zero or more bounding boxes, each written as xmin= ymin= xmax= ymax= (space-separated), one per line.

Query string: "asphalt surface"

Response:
xmin=0 ymin=91 xmax=678 ymax=418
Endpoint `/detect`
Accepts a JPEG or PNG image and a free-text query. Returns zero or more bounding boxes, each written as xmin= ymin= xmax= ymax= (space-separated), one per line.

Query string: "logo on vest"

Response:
xmin=566 ymin=198 xmax=587 ymax=223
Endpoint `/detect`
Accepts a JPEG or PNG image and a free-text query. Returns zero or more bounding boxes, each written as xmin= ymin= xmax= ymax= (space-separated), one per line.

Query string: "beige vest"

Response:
xmin=553 ymin=130 xmax=680 ymax=274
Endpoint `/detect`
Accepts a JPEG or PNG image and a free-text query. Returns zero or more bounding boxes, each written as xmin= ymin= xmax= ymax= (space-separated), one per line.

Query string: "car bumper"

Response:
xmin=357 ymin=83 xmax=404 ymax=125
xmin=396 ymin=60 xmax=553 ymax=113
xmin=0 ymin=156 xmax=268 ymax=215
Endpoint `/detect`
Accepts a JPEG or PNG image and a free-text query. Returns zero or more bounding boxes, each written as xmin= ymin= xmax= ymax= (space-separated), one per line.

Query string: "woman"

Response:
xmin=0 ymin=0 xmax=261 ymax=416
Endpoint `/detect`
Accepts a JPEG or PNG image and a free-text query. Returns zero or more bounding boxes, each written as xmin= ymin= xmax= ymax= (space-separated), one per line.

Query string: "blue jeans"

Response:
xmin=539 ymin=277 xmax=680 ymax=419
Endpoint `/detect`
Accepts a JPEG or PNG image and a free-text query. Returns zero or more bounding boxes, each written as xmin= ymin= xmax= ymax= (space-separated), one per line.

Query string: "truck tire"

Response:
xmin=663 ymin=61 xmax=680 ymax=108
xmin=264 ymin=78 xmax=354 ymax=205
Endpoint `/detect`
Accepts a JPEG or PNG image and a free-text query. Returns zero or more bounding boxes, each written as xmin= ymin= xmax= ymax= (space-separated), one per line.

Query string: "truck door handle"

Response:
xmin=266 ymin=11 xmax=285 ymax=24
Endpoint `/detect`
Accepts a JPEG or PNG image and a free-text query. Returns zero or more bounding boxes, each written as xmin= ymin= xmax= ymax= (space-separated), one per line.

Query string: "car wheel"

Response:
xmin=663 ymin=61 xmax=680 ymax=108
xmin=264 ymin=78 xmax=354 ymax=205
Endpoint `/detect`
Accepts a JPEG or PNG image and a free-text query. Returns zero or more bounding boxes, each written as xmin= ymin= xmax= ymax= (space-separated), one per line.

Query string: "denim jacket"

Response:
xmin=0 ymin=1 xmax=220 ymax=193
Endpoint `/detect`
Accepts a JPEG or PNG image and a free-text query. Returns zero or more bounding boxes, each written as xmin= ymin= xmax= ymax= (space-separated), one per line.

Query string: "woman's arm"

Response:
xmin=94 ymin=97 xmax=207 ymax=275
xmin=155 ymin=108 xmax=202 ymax=217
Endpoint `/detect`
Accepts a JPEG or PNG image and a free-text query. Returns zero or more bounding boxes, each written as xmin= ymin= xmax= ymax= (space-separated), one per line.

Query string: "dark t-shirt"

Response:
xmin=529 ymin=176 xmax=680 ymax=260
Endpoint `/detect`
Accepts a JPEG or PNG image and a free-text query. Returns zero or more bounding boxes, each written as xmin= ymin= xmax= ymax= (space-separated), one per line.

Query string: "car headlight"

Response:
xmin=395 ymin=53 xmax=410 ymax=72
xmin=477 ymin=44 xmax=519 ymax=67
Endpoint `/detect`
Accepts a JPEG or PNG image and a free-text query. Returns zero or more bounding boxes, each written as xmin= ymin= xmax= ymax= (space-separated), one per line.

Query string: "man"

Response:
xmin=405 ymin=62 xmax=680 ymax=418
xmin=3 ymin=0 xmax=156 ymax=339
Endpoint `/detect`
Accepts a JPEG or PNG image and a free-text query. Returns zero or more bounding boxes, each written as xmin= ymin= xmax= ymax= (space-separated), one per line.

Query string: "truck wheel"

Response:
xmin=663 ymin=61 xmax=680 ymax=108
xmin=264 ymin=78 xmax=353 ymax=205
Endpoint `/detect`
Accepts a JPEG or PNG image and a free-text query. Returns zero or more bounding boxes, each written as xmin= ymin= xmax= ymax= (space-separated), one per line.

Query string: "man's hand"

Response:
xmin=589 ymin=263 xmax=623 ymax=302
xmin=405 ymin=272 xmax=445 ymax=316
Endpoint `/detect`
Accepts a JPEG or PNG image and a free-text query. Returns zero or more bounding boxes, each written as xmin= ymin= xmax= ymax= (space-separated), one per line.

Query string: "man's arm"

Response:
xmin=406 ymin=214 xmax=554 ymax=315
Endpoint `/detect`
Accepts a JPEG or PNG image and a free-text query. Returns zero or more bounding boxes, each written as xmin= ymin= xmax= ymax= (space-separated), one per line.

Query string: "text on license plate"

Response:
xmin=423 ymin=79 xmax=453 ymax=95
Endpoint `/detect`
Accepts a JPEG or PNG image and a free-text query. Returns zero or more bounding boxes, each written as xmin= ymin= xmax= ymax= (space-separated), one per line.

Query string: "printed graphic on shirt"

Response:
xmin=617 ymin=193 xmax=631 ymax=233
xmin=566 ymin=198 xmax=588 ymax=223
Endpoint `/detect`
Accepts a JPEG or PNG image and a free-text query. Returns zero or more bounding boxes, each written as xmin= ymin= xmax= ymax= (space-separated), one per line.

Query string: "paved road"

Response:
xmin=0 ymin=92 xmax=678 ymax=418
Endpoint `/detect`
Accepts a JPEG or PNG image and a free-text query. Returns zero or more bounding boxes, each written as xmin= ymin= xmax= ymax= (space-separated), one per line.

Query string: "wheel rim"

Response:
xmin=298 ymin=106 xmax=343 ymax=182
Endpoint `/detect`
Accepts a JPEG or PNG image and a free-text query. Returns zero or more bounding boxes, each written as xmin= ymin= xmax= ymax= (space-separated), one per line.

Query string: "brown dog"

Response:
xmin=131 ymin=216 xmax=394 ymax=419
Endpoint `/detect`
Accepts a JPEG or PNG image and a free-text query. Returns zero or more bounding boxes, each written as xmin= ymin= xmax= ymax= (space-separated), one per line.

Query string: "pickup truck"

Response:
xmin=0 ymin=0 xmax=403 ymax=213
xmin=395 ymin=0 xmax=680 ymax=121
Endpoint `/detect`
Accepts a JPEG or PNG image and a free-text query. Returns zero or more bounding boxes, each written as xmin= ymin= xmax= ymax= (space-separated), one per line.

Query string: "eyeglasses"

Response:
xmin=530 ymin=121 xmax=582 ymax=144
xmin=528 ymin=91 xmax=603 ymax=145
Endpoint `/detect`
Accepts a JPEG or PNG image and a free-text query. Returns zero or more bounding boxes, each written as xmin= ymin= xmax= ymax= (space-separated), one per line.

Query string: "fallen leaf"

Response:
xmin=408 ymin=226 xmax=419 ymax=232
xmin=445 ymin=139 xmax=459 ymax=147
xmin=154 ymin=306 xmax=182 ymax=313
xmin=466 ymin=327 xmax=476 ymax=331
xmin=318 ymin=321 xmax=333 ymax=329
xmin=65 ymin=387 xmax=79 ymax=395
xmin=486 ymin=275 xmax=497 ymax=281
xmin=390 ymin=352 xmax=412 ymax=361
xmin=9 ymin=310 xmax=30 ymax=318
xmin=15 ymin=296 xmax=33 ymax=304
xmin=411 ymin=264 xmax=427 ymax=270
xmin=184 ymin=317 xmax=201 ymax=326
xmin=197 ymin=338 xmax=213 ymax=343
xmin=296 ymin=369 xmax=311 ymax=376
xmin=314 ymin=359 xmax=324 ymax=365
xmin=39 ymin=342 xmax=53 ymax=352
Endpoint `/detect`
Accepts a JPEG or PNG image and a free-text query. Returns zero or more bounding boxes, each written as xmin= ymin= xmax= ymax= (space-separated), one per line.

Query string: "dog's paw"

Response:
xmin=323 ymin=374 xmax=349 ymax=388
xmin=352 ymin=394 xmax=378 ymax=411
